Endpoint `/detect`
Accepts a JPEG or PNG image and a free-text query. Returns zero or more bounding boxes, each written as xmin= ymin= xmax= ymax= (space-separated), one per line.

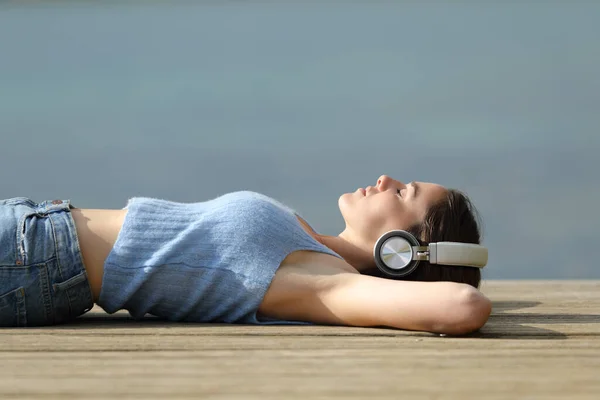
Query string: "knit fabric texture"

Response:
xmin=97 ymin=191 xmax=342 ymax=324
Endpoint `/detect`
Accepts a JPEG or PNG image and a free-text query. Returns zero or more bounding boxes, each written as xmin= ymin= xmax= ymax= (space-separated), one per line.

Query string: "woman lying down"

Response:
xmin=0 ymin=175 xmax=491 ymax=334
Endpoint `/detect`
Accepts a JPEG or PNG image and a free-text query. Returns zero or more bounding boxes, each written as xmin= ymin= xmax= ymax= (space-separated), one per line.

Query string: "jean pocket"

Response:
xmin=0 ymin=286 xmax=27 ymax=327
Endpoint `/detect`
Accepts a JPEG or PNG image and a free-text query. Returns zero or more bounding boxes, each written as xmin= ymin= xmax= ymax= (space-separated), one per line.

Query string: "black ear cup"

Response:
xmin=373 ymin=230 xmax=421 ymax=277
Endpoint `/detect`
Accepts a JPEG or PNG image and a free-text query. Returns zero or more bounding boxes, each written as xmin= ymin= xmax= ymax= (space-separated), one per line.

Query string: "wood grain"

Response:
xmin=1 ymin=280 xmax=599 ymax=399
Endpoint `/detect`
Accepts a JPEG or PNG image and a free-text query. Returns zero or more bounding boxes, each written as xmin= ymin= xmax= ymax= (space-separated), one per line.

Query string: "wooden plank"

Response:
xmin=1 ymin=281 xmax=599 ymax=399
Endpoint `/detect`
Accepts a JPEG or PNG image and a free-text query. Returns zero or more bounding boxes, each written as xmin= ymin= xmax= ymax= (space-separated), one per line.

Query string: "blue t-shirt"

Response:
xmin=97 ymin=191 xmax=342 ymax=324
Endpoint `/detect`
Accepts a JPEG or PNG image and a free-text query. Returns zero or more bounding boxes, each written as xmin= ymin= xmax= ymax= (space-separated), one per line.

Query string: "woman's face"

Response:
xmin=338 ymin=175 xmax=447 ymax=244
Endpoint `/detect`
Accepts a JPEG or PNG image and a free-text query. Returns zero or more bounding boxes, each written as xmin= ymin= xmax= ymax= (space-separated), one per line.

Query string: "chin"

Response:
xmin=339 ymin=191 xmax=356 ymax=201
xmin=338 ymin=193 xmax=350 ymax=213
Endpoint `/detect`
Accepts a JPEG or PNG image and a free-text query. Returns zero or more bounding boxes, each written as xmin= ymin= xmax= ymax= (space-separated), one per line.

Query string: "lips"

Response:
xmin=361 ymin=188 xmax=366 ymax=196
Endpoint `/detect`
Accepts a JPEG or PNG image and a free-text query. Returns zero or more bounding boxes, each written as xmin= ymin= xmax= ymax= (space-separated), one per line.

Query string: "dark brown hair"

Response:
xmin=366 ymin=189 xmax=483 ymax=288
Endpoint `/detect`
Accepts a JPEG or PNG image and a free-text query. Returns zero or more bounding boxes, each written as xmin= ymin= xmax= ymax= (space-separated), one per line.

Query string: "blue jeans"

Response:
xmin=0 ymin=198 xmax=94 ymax=327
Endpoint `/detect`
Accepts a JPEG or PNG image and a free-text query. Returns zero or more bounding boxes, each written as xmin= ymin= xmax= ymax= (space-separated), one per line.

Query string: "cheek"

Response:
xmin=368 ymin=200 xmax=411 ymax=233
xmin=357 ymin=201 xmax=394 ymax=236
xmin=370 ymin=201 xmax=398 ymax=228
xmin=340 ymin=196 xmax=404 ymax=236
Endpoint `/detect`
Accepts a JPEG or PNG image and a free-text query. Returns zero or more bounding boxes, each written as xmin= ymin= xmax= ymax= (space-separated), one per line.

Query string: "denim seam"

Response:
xmin=16 ymin=287 xmax=26 ymax=327
xmin=16 ymin=213 xmax=27 ymax=265
xmin=0 ymin=258 xmax=55 ymax=268
xmin=64 ymin=208 xmax=94 ymax=312
xmin=48 ymin=214 xmax=74 ymax=317
xmin=40 ymin=261 xmax=54 ymax=324
xmin=30 ymin=209 xmax=55 ymax=323
xmin=53 ymin=271 xmax=88 ymax=292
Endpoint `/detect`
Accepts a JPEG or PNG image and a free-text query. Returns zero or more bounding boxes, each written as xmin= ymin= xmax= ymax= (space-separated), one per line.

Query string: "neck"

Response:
xmin=295 ymin=214 xmax=376 ymax=272
xmin=314 ymin=232 xmax=376 ymax=272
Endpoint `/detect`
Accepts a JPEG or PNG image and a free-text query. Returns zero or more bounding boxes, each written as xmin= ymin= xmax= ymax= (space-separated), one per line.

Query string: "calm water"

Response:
xmin=1 ymin=2 xmax=599 ymax=279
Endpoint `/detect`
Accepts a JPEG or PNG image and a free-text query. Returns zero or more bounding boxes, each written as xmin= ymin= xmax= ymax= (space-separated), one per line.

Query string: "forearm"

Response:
xmin=324 ymin=276 xmax=492 ymax=335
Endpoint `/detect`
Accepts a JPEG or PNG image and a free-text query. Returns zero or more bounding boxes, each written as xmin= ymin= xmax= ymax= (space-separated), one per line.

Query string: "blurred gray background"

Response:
xmin=1 ymin=1 xmax=598 ymax=279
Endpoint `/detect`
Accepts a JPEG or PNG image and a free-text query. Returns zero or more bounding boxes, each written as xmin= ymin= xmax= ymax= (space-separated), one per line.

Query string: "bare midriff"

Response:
xmin=70 ymin=208 xmax=127 ymax=302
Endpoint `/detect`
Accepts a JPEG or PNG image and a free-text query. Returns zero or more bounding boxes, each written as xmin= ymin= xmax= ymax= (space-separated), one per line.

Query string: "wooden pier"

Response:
xmin=1 ymin=281 xmax=599 ymax=399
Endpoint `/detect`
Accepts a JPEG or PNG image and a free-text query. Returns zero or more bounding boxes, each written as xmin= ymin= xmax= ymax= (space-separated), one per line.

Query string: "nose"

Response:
xmin=377 ymin=175 xmax=404 ymax=191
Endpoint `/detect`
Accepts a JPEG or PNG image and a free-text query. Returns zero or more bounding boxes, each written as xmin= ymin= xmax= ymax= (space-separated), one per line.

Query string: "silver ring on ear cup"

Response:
xmin=373 ymin=230 xmax=421 ymax=277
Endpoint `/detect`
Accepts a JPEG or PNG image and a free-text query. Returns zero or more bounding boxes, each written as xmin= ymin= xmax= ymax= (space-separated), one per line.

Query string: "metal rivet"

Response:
xmin=15 ymin=260 xmax=22 ymax=265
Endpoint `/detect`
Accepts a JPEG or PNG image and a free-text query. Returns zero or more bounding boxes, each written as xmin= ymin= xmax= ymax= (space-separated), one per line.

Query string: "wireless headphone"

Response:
xmin=373 ymin=230 xmax=488 ymax=277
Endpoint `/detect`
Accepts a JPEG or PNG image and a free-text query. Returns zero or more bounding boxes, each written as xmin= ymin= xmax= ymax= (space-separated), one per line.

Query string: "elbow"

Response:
xmin=436 ymin=285 xmax=492 ymax=335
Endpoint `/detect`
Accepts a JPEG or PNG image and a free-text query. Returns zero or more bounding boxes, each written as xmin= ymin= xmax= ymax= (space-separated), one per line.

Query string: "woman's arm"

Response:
xmin=261 ymin=261 xmax=492 ymax=335
xmin=320 ymin=274 xmax=492 ymax=335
